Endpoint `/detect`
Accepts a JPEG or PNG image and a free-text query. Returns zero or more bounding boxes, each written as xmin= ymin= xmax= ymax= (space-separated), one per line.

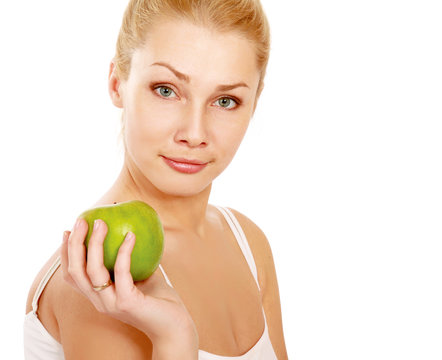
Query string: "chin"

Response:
xmin=155 ymin=178 xmax=212 ymax=197
xmin=143 ymin=165 xmax=213 ymax=197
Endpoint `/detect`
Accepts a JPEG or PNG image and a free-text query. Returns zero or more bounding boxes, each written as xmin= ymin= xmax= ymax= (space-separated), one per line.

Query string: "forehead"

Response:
xmin=129 ymin=19 xmax=259 ymax=86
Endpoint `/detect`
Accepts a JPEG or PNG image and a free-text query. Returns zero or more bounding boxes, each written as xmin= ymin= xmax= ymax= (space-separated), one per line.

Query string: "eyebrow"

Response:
xmin=216 ymin=82 xmax=249 ymax=92
xmin=151 ymin=62 xmax=190 ymax=82
xmin=150 ymin=61 xmax=249 ymax=91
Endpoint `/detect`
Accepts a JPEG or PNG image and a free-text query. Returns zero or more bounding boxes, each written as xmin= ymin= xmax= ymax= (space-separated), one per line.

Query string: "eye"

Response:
xmin=215 ymin=97 xmax=239 ymax=110
xmin=154 ymin=85 xmax=177 ymax=98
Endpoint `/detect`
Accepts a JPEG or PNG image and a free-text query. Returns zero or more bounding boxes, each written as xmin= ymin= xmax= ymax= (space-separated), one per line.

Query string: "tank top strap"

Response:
xmin=158 ymin=264 xmax=173 ymax=288
xmin=31 ymin=255 xmax=61 ymax=314
xmin=215 ymin=206 xmax=260 ymax=291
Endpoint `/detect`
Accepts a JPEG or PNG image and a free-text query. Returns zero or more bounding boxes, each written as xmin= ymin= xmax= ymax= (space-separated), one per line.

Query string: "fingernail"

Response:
xmin=126 ymin=232 xmax=135 ymax=242
xmin=75 ymin=218 xmax=82 ymax=229
xmin=63 ymin=231 xmax=69 ymax=242
xmin=94 ymin=219 xmax=101 ymax=231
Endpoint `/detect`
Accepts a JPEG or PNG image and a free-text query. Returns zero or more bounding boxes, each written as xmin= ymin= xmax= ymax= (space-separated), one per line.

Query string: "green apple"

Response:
xmin=79 ymin=200 xmax=164 ymax=282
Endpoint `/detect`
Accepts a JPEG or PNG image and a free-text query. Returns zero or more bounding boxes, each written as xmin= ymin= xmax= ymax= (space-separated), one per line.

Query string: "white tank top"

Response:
xmin=23 ymin=206 xmax=277 ymax=359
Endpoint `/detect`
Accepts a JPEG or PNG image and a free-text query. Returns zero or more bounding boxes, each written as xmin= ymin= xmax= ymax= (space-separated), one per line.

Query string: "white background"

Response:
xmin=1 ymin=1 xmax=441 ymax=359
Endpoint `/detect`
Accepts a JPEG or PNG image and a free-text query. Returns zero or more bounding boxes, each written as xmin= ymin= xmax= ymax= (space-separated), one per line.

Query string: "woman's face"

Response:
xmin=112 ymin=18 xmax=261 ymax=196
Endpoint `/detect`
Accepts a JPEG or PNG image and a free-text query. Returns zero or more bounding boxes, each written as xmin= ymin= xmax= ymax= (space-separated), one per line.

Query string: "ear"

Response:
xmin=108 ymin=60 xmax=124 ymax=109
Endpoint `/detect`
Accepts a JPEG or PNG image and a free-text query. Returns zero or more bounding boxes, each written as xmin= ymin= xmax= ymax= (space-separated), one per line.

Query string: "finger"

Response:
xmin=67 ymin=218 xmax=96 ymax=292
xmin=86 ymin=219 xmax=115 ymax=303
xmin=60 ymin=230 xmax=75 ymax=287
xmin=114 ymin=232 xmax=137 ymax=298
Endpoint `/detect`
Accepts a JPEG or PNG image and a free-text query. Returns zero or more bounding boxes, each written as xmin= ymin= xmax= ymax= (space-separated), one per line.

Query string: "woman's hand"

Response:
xmin=61 ymin=218 xmax=198 ymax=356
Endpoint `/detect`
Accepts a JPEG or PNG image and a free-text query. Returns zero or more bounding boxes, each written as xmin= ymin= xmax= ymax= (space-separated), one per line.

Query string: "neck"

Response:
xmin=96 ymin=160 xmax=212 ymax=236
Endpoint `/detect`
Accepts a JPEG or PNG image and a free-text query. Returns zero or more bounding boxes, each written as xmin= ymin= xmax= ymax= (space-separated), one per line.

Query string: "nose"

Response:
xmin=174 ymin=103 xmax=209 ymax=148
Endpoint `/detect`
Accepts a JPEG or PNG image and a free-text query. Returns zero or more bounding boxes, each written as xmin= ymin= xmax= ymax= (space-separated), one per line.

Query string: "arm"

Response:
xmin=55 ymin=278 xmax=197 ymax=360
xmin=55 ymin=281 xmax=153 ymax=359
xmin=58 ymin=220 xmax=198 ymax=360
xmin=229 ymin=209 xmax=289 ymax=360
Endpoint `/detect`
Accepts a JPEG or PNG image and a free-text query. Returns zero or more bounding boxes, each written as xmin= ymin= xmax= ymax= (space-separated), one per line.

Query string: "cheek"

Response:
xmin=124 ymin=100 xmax=176 ymax=151
xmin=215 ymin=121 xmax=249 ymax=163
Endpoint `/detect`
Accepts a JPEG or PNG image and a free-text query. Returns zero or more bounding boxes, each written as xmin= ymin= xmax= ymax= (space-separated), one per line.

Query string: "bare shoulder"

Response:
xmin=227 ymin=208 xmax=289 ymax=360
xmin=50 ymin=262 xmax=153 ymax=359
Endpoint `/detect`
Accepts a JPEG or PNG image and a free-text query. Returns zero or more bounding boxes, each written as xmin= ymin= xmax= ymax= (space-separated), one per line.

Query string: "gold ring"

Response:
xmin=92 ymin=279 xmax=113 ymax=292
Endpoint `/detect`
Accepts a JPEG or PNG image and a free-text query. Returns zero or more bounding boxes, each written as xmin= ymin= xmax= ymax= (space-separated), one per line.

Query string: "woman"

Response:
xmin=24 ymin=0 xmax=288 ymax=358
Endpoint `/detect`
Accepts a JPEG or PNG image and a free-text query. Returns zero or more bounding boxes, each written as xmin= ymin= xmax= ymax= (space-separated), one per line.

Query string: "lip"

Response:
xmin=161 ymin=155 xmax=209 ymax=174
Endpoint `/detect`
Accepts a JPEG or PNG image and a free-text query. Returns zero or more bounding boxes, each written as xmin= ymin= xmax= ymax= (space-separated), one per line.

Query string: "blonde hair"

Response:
xmin=113 ymin=0 xmax=271 ymax=150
